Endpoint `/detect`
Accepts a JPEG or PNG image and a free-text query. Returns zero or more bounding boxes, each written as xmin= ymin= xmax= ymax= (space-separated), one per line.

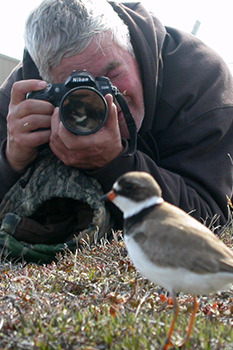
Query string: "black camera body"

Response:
xmin=27 ymin=71 xmax=116 ymax=107
xmin=27 ymin=71 xmax=117 ymax=135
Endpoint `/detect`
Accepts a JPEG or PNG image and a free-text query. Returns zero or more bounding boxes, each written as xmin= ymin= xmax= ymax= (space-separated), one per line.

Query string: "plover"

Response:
xmin=101 ymin=171 xmax=233 ymax=349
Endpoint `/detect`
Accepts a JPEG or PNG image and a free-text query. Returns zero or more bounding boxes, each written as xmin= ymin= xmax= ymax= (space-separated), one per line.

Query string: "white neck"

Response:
xmin=112 ymin=195 xmax=163 ymax=219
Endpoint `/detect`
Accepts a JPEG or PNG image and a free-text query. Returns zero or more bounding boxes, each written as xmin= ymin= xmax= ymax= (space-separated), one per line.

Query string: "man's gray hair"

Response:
xmin=24 ymin=0 xmax=133 ymax=82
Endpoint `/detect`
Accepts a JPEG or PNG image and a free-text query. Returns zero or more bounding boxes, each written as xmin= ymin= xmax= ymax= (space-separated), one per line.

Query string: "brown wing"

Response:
xmin=133 ymin=202 xmax=233 ymax=274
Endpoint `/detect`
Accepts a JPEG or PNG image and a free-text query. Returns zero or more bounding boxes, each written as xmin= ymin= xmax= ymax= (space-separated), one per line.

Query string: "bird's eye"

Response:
xmin=124 ymin=183 xmax=135 ymax=192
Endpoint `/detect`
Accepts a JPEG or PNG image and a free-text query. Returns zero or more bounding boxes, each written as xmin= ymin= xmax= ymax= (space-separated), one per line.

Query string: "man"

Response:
xmin=0 ymin=0 xmax=232 ymax=232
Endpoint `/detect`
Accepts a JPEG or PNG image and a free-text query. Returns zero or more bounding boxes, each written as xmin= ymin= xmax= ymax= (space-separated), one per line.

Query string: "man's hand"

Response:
xmin=6 ymin=80 xmax=54 ymax=171
xmin=49 ymin=94 xmax=123 ymax=169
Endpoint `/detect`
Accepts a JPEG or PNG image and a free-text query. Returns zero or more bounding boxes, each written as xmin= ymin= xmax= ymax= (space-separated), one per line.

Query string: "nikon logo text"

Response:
xmin=72 ymin=77 xmax=89 ymax=82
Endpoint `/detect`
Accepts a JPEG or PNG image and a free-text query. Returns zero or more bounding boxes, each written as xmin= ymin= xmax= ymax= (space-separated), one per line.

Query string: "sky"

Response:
xmin=0 ymin=0 xmax=232 ymax=69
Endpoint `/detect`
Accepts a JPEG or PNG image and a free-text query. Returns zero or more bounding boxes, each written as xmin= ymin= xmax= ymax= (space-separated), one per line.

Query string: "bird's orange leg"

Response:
xmin=178 ymin=295 xmax=199 ymax=348
xmin=163 ymin=295 xmax=179 ymax=350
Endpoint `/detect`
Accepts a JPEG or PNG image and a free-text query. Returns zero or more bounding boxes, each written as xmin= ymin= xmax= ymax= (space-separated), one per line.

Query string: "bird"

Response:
xmin=101 ymin=171 xmax=233 ymax=349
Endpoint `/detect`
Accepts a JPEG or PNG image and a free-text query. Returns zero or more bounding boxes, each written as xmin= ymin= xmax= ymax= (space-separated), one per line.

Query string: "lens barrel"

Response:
xmin=60 ymin=87 xmax=108 ymax=135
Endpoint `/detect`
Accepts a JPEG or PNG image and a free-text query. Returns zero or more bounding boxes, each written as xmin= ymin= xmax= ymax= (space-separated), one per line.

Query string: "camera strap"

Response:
xmin=115 ymin=92 xmax=137 ymax=156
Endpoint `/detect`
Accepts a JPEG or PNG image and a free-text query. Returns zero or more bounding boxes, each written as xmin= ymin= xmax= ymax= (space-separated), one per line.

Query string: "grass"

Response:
xmin=0 ymin=227 xmax=233 ymax=350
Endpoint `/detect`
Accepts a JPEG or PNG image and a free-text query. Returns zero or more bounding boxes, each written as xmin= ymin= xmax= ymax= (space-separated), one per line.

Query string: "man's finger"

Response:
xmin=10 ymin=80 xmax=47 ymax=105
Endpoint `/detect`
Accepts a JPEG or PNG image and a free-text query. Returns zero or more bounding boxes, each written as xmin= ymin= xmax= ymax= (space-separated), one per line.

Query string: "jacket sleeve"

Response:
xmin=0 ymin=63 xmax=25 ymax=198
xmin=0 ymin=51 xmax=42 ymax=199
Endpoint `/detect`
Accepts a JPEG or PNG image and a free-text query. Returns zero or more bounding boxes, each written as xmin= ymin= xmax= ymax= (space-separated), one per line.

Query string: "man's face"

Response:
xmin=50 ymin=36 xmax=145 ymax=138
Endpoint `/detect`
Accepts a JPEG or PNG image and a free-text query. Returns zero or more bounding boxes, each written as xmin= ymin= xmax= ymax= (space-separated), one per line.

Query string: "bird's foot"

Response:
xmin=163 ymin=336 xmax=191 ymax=349
xmin=176 ymin=337 xmax=190 ymax=348
xmin=163 ymin=338 xmax=174 ymax=350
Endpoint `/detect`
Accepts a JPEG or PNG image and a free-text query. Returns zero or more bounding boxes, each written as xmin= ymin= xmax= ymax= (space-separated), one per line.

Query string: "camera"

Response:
xmin=27 ymin=71 xmax=118 ymax=135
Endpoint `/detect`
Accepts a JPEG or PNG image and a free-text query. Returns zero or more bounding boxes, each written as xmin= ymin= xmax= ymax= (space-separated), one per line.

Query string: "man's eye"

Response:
xmin=107 ymin=71 xmax=121 ymax=79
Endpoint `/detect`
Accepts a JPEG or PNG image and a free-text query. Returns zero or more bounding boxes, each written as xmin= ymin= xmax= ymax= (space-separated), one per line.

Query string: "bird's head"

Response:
xmin=101 ymin=171 xmax=163 ymax=218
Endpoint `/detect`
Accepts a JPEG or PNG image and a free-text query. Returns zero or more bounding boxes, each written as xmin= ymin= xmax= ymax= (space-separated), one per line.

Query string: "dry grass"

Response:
xmin=0 ymin=227 xmax=233 ymax=349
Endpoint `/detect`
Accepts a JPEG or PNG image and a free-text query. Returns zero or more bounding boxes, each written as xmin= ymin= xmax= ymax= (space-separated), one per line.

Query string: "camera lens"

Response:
xmin=60 ymin=87 xmax=108 ymax=135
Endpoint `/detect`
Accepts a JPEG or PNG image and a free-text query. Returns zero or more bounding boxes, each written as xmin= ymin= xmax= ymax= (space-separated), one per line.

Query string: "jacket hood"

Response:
xmin=109 ymin=2 xmax=166 ymax=136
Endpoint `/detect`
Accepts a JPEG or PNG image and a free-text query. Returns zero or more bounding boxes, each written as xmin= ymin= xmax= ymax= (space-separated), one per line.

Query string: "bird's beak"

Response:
xmin=100 ymin=190 xmax=116 ymax=202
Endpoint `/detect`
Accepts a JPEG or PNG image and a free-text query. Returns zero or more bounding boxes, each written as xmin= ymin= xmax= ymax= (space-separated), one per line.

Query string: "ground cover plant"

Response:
xmin=0 ymin=225 xmax=233 ymax=350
